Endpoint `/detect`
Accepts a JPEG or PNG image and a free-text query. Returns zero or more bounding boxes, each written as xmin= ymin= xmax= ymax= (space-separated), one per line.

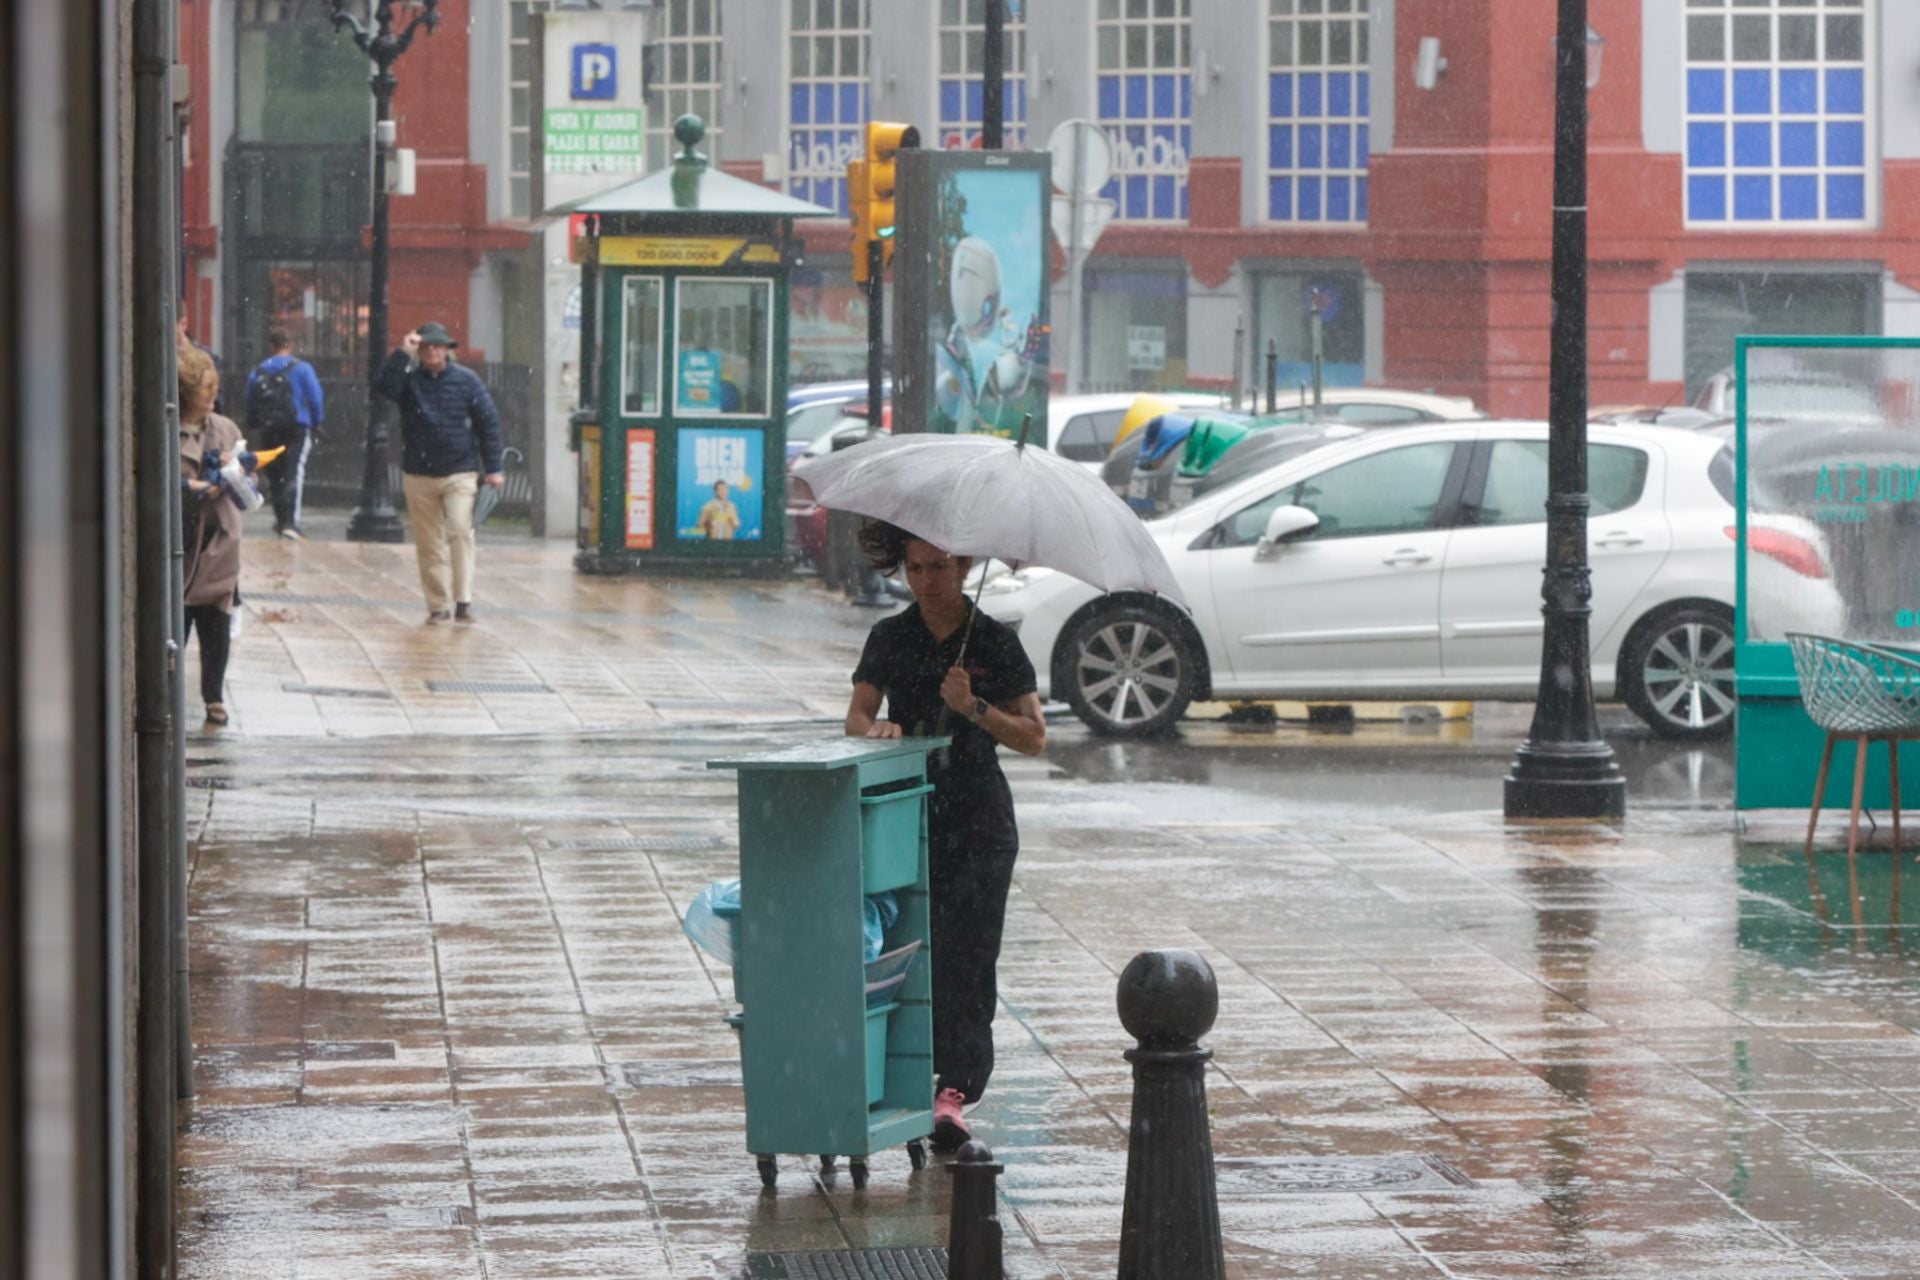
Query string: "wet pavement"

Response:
xmin=177 ymin=529 xmax=1920 ymax=1278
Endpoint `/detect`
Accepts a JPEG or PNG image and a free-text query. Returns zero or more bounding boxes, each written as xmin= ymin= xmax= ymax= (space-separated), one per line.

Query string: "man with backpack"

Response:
xmin=245 ymin=329 xmax=326 ymax=539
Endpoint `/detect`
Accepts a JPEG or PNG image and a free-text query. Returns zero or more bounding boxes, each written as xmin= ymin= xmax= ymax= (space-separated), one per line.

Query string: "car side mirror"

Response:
xmin=1255 ymin=504 xmax=1319 ymax=560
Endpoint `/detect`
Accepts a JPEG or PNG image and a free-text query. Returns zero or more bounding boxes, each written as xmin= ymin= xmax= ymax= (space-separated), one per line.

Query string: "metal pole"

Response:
xmin=982 ymin=0 xmax=1004 ymax=151
xmin=1230 ymin=316 xmax=1244 ymax=412
xmin=1066 ymin=126 xmax=1087 ymax=396
xmin=1264 ymin=338 xmax=1277 ymax=414
xmin=1310 ymin=310 xmax=1324 ymax=410
xmin=1503 ymin=0 xmax=1625 ymax=820
xmin=867 ymin=238 xmax=884 ymax=431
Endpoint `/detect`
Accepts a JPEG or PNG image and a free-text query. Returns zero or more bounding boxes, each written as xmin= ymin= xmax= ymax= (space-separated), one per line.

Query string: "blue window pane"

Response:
xmin=1828 ymin=174 xmax=1865 ymax=220
xmin=1270 ymin=177 xmax=1293 ymax=221
xmin=1688 ymin=122 xmax=1726 ymax=168
xmin=1328 ymin=176 xmax=1352 ymax=221
xmin=1153 ymin=123 xmax=1177 ymax=168
xmin=1328 ymin=73 xmax=1352 ymax=119
xmin=1733 ymin=123 xmax=1771 ymax=168
xmin=1299 ymin=176 xmax=1322 ymax=222
xmin=1270 ymin=73 xmax=1293 ymax=119
xmin=1687 ymin=69 xmax=1725 ymax=115
xmin=812 ymin=85 xmax=834 ymax=121
xmin=1358 ymin=124 xmax=1370 ymax=165
xmin=1780 ymin=176 xmax=1819 ymax=220
xmin=1180 ymin=125 xmax=1191 ymax=157
xmin=1688 ymin=175 xmax=1726 ymax=221
xmin=791 ymin=86 xmax=810 ymax=125
xmin=1779 ymin=69 xmax=1818 ymax=114
xmin=1357 ymin=176 xmax=1368 ymax=221
xmin=1126 ymin=174 xmax=1148 ymax=218
xmin=1180 ymin=76 xmax=1192 ymax=119
xmin=1269 ymin=125 xmax=1292 ymax=170
xmin=1300 ymin=73 xmax=1323 ymax=119
xmin=811 ymin=177 xmax=832 ymax=208
xmin=1779 ymin=122 xmax=1817 ymax=167
xmin=1152 ymin=74 xmax=1175 ymax=119
xmin=1357 ymin=71 xmax=1370 ymax=119
xmin=938 ymin=82 xmax=959 ymax=127
xmin=1827 ymin=69 xmax=1864 ymax=115
xmin=1827 ymin=121 xmax=1865 ymax=167
xmin=1299 ymin=125 xmax=1322 ymax=168
xmin=1125 ymin=75 xmax=1148 ymax=117
xmin=1152 ymin=175 xmax=1175 ymax=220
xmin=1098 ymin=76 xmax=1120 ymax=119
xmin=1328 ymin=125 xmax=1351 ymax=169
xmin=1733 ymin=70 xmax=1770 ymax=115
xmin=1099 ymin=178 xmax=1120 ymax=204
xmin=965 ymin=82 xmax=983 ymax=122
xmin=1734 ymin=175 xmax=1772 ymax=220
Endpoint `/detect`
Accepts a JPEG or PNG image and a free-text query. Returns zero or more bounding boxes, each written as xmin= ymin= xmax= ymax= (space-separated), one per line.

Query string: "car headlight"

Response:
xmin=979 ymin=566 xmax=1055 ymax=597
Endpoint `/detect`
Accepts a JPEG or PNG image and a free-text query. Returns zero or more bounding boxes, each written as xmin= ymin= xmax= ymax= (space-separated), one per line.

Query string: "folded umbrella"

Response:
xmin=791 ymin=427 xmax=1185 ymax=609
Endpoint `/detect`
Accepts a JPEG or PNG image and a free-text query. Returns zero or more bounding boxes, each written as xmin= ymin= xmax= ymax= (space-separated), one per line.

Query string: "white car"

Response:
xmin=981 ymin=420 xmax=1847 ymax=742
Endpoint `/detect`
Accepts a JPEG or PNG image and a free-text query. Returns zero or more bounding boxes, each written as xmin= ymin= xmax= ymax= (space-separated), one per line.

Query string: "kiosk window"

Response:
xmin=675 ymin=278 xmax=772 ymax=417
xmin=622 ymin=276 xmax=664 ymax=417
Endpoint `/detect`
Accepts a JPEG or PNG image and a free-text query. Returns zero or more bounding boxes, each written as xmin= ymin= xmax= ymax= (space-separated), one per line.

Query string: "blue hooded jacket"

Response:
xmin=375 ymin=349 xmax=504 ymax=477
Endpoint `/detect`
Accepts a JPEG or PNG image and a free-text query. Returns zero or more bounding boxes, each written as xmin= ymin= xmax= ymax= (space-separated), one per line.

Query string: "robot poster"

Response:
xmin=895 ymin=151 xmax=1050 ymax=440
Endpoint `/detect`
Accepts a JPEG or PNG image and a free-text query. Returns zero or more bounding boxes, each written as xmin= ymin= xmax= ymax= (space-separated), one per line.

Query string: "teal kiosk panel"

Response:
xmin=1735 ymin=337 xmax=1920 ymax=809
xmin=707 ymin=737 xmax=946 ymax=1185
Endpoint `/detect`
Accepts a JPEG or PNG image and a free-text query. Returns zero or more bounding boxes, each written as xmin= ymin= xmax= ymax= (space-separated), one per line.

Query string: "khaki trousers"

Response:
xmin=403 ymin=471 xmax=478 ymax=613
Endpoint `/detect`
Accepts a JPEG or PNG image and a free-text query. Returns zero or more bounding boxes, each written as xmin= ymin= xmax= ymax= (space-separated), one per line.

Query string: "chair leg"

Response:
xmin=1891 ymin=738 xmax=1904 ymax=863
xmin=1847 ymin=735 xmax=1870 ymax=858
xmin=1805 ymin=733 xmax=1837 ymax=858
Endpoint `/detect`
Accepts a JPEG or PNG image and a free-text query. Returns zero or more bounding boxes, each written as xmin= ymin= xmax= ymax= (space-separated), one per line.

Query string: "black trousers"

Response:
xmin=184 ymin=603 xmax=231 ymax=706
xmin=929 ymin=833 xmax=1019 ymax=1105
xmin=258 ymin=424 xmax=310 ymax=533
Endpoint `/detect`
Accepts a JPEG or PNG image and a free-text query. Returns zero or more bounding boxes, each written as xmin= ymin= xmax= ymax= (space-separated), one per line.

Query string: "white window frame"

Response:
xmin=934 ymin=0 xmax=1028 ymax=150
xmin=785 ymin=0 xmax=870 ymax=217
xmin=1091 ymin=0 xmax=1192 ymax=224
xmin=672 ymin=276 xmax=775 ymax=421
xmin=1265 ymin=0 xmax=1371 ymax=227
xmin=645 ymin=0 xmax=726 ymax=172
xmin=621 ymin=275 xmax=666 ymax=419
xmin=1681 ymin=0 xmax=1877 ymax=230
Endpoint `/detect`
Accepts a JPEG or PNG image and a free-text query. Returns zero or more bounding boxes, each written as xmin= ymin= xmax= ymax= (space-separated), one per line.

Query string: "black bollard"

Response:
xmin=945 ymin=1140 xmax=1004 ymax=1280
xmin=1115 ymin=949 xmax=1225 ymax=1280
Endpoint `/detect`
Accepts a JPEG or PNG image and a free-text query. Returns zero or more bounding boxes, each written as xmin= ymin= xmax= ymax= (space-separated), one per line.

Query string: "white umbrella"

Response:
xmin=791 ymin=430 xmax=1186 ymax=609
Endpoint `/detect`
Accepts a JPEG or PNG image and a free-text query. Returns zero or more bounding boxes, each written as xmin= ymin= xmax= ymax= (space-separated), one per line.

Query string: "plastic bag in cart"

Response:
xmin=682 ymin=879 xmax=898 ymax=966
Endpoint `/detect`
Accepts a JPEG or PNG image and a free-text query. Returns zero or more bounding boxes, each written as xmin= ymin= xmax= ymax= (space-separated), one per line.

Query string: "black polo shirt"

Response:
xmin=852 ymin=602 xmax=1037 ymax=851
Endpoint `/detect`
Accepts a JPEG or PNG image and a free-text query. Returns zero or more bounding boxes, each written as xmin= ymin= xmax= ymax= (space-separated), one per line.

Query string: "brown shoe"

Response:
xmin=454 ymin=603 xmax=475 ymax=624
xmin=426 ymin=610 xmax=452 ymax=625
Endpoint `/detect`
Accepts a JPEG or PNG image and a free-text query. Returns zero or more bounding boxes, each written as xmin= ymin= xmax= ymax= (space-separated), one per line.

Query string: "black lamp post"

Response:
xmin=1504 ymin=2 xmax=1625 ymax=820
xmin=330 ymin=0 xmax=440 ymax=544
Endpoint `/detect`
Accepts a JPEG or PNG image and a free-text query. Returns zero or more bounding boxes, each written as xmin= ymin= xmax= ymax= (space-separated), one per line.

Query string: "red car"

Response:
xmin=787 ymin=404 xmax=891 ymax=577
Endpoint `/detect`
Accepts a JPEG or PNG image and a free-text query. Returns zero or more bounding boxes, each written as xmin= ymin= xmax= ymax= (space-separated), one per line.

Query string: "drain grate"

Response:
xmin=546 ymin=834 xmax=727 ymax=852
xmin=282 ymin=682 xmax=395 ymax=701
xmin=1215 ymin=1155 xmax=1475 ymax=1195
xmin=424 ymin=679 xmax=553 ymax=695
xmin=744 ymin=1249 xmax=948 ymax=1280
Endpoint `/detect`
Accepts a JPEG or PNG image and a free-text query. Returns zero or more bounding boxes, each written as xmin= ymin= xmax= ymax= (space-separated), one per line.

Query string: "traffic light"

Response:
xmin=849 ymin=120 xmax=919 ymax=284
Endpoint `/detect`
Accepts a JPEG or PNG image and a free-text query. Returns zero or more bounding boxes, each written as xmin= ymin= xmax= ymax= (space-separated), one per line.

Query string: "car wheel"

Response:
xmin=1061 ymin=604 xmax=1195 ymax=738
xmin=1621 ymin=603 xmax=1737 ymax=741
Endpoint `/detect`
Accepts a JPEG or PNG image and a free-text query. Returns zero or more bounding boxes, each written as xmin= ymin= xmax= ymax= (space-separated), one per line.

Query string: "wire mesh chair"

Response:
xmin=1786 ymin=633 xmax=1920 ymax=861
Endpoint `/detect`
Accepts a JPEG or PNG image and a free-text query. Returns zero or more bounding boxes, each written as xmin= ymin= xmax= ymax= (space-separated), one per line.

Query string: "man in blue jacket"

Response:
xmin=245 ymin=328 xmax=326 ymax=539
xmin=376 ymin=321 xmax=504 ymax=625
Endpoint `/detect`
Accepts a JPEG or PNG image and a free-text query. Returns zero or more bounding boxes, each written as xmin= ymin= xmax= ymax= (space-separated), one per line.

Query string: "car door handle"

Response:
xmin=1594 ymin=531 xmax=1644 ymax=548
xmin=1382 ymin=548 xmax=1432 ymax=567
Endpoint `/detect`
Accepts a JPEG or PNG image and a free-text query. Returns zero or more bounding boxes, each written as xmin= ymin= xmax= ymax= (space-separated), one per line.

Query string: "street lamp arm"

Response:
xmin=393 ymin=6 xmax=441 ymax=58
xmin=327 ymin=6 xmax=373 ymax=54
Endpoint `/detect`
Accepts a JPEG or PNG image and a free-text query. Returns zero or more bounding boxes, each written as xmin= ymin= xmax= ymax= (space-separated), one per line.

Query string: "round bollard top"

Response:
xmin=1117 ymin=949 xmax=1218 ymax=1047
xmin=956 ymin=1140 xmax=996 ymax=1165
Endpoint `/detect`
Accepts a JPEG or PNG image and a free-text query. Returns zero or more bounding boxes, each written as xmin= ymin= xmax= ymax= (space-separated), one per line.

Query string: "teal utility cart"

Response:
xmin=707 ymin=736 xmax=947 ymax=1190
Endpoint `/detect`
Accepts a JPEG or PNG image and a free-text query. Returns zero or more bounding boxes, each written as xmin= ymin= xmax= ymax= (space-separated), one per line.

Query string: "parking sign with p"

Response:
xmin=571 ymin=43 xmax=617 ymax=100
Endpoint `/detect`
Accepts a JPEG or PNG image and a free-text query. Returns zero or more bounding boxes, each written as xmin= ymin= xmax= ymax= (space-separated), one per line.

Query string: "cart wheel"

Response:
xmin=819 ymin=1154 xmax=837 ymax=1175
xmin=756 ymin=1156 xmax=778 ymax=1190
xmin=907 ymin=1140 xmax=927 ymax=1171
xmin=849 ymin=1158 xmax=869 ymax=1190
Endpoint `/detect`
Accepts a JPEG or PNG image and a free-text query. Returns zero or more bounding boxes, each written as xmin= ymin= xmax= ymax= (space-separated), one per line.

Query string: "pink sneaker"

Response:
xmin=931 ymin=1087 xmax=971 ymax=1153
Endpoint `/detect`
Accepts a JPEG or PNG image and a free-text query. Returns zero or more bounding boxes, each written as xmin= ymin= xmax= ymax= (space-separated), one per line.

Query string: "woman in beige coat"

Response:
xmin=178 ymin=341 xmax=245 ymax=725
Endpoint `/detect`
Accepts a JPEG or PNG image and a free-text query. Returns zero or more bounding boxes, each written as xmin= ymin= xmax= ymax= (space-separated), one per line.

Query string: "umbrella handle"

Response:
xmin=933 ymin=556 xmax=995 ymax=740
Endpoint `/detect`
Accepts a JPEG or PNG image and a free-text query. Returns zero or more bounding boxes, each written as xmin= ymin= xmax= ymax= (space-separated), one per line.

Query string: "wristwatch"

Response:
xmin=969 ymin=696 xmax=990 ymax=723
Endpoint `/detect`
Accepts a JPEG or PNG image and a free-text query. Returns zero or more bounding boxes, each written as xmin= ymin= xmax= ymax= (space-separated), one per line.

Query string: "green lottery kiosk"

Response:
xmin=566 ymin=115 xmax=833 ymax=574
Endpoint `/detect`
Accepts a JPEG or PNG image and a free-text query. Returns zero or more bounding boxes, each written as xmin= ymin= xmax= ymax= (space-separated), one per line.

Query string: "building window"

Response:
xmin=1267 ymin=0 xmax=1369 ymax=224
xmin=1083 ymin=266 xmax=1188 ymax=391
xmin=1684 ymin=0 xmax=1872 ymax=227
xmin=508 ymin=1 xmax=553 ymax=218
xmin=937 ymin=0 xmax=1027 ymax=149
xmin=788 ymin=0 xmax=870 ymax=215
xmin=1683 ymin=269 xmax=1880 ymax=396
xmin=645 ymin=0 xmax=725 ymax=172
xmin=1094 ymin=0 xmax=1191 ymax=222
